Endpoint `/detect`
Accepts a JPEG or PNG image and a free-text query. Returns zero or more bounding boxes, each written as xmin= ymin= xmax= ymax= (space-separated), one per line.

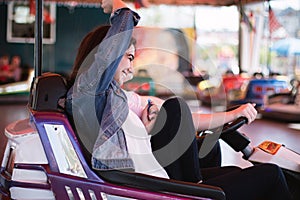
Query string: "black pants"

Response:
xmin=150 ymin=97 xmax=292 ymax=200
xmin=197 ymin=137 xmax=222 ymax=168
xmin=150 ymin=97 xmax=202 ymax=183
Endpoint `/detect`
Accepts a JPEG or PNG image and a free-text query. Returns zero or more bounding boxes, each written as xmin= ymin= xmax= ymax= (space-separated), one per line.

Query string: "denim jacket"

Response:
xmin=66 ymin=8 xmax=140 ymax=170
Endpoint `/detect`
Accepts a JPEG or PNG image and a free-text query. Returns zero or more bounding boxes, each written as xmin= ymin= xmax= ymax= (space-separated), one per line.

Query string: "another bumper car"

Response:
xmin=0 ymin=69 xmax=34 ymax=103
xmin=196 ymin=74 xmax=249 ymax=107
xmin=260 ymin=79 xmax=300 ymax=122
xmin=228 ymin=77 xmax=291 ymax=109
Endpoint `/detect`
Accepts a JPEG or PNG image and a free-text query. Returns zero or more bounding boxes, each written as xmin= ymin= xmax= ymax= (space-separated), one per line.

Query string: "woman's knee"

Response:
xmin=254 ymin=163 xmax=285 ymax=181
xmin=259 ymin=163 xmax=282 ymax=173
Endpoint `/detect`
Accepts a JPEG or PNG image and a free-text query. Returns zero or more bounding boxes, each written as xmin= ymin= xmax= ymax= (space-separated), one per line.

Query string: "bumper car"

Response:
xmin=0 ymin=72 xmax=226 ymax=200
xmin=260 ymin=79 xmax=300 ymax=122
xmin=0 ymin=69 xmax=34 ymax=104
xmin=1 ymin=72 xmax=299 ymax=200
xmin=228 ymin=77 xmax=291 ymax=109
xmin=196 ymin=74 xmax=249 ymax=107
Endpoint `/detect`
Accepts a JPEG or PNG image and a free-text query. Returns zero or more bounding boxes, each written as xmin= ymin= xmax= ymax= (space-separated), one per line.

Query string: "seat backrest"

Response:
xmin=29 ymin=72 xmax=67 ymax=111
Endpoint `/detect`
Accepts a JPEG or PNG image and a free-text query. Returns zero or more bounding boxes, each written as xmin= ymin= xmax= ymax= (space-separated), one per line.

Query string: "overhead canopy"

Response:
xmin=15 ymin=0 xmax=267 ymax=6
xmin=144 ymin=0 xmax=265 ymax=6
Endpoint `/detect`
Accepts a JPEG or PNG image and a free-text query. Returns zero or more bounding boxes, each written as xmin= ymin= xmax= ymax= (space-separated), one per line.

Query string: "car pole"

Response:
xmin=34 ymin=0 xmax=43 ymax=78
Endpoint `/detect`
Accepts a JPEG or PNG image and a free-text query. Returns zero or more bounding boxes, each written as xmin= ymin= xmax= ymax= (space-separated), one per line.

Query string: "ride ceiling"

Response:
xmin=4 ymin=0 xmax=269 ymax=6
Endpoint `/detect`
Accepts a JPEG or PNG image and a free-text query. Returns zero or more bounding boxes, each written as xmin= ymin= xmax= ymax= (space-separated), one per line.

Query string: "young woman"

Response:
xmin=65 ymin=0 xmax=292 ymax=199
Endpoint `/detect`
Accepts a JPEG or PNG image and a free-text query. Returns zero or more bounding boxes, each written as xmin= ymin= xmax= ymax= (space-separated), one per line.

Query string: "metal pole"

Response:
xmin=238 ymin=1 xmax=242 ymax=73
xmin=34 ymin=0 xmax=43 ymax=77
xmin=267 ymin=2 xmax=272 ymax=75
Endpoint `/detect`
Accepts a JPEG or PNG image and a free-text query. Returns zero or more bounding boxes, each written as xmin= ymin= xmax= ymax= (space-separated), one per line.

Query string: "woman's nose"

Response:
xmin=128 ymin=63 xmax=134 ymax=72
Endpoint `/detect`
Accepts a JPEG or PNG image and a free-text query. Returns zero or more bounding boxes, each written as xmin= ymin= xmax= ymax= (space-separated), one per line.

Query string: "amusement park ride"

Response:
xmin=0 ymin=0 xmax=299 ymax=199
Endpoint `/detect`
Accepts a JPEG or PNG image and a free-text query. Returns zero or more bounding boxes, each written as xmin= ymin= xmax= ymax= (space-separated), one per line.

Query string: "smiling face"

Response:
xmin=114 ymin=44 xmax=135 ymax=86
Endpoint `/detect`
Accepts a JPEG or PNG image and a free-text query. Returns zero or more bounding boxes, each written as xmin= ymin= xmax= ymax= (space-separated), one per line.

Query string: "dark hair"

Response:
xmin=68 ymin=26 xmax=136 ymax=88
xmin=68 ymin=25 xmax=110 ymax=88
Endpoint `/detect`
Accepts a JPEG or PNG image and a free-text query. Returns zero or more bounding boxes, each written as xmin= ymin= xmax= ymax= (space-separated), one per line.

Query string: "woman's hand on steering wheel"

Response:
xmin=230 ymin=103 xmax=257 ymax=124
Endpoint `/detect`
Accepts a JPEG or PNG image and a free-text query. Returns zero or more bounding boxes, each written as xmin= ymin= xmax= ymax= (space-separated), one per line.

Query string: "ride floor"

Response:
xmin=0 ymin=101 xmax=299 ymax=169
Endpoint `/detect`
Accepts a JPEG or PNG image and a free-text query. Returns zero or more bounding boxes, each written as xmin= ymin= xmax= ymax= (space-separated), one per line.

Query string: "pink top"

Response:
xmin=125 ymin=90 xmax=144 ymax=118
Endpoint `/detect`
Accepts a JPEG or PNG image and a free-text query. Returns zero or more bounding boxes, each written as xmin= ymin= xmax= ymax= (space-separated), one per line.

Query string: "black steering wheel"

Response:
xmin=197 ymin=116 xmax=253 ymax=161
xmin=221 ymin=116 xmax=248 ymax=135
xmin=197 ymin=116 xmax=248 ymax=138
xmin=219 ymin=117 xmax=253 ymax=158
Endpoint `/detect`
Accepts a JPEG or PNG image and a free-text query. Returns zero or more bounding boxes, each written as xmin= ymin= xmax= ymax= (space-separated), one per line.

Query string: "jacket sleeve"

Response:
xmin=74 ymin=8 xmax=140 ymax=95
